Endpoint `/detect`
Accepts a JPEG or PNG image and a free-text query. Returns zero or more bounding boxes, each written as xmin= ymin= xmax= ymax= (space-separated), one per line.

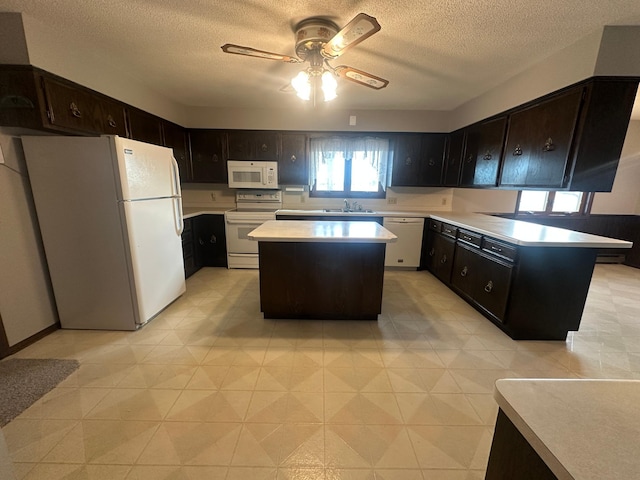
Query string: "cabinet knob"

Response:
xmin=429 ymin=248 xmax=435 ymax=257
xmin=466 ymin=154 xmax=473 ymax=164
xmin=405 ymin=156 xmax=412 ymax=166
xmin=484 ymin=280 xmax=494 ymax=293
xmin=543 ymin=137 xmax=555 ymax=152
xmin=440 ymin=254 xmax=447 ymax=264
xmin=107 ymin=114 xmax=117 ymax=128
xmin=261 ymin=143 xmax=268 ymax=152
xmin=428 ymin=158 xmax=435 ymax=167
xmin=483 ymin=151 xmax=492 ymax=161
xmin=513 ymin=145 xmax=523 ymax=156
xmin=460 ymin=266 xmax=468 ymax=277
xmin=212 ymin=154 xmax=219 ymax=162
xmin=69 ymin=102 xmax=82 ymax=118
xmin=210 ymin=234 xmax=217 ymax=244
xmin=198 ymin=238 xmax=205 ymax=246
xmin=290 ymin=155 xmax=297 ymax=163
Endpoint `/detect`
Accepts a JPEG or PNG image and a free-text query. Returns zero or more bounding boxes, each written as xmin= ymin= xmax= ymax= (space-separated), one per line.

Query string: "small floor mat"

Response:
xmin=0 ymin=358 xmax=80 ymax=427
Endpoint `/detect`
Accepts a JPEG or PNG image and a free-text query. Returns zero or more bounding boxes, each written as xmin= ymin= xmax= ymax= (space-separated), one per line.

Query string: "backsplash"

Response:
xmin=181 ymin=184 xmax=454 ymax=212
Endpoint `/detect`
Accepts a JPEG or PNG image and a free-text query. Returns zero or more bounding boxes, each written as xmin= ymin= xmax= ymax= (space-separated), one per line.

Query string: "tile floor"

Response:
xmin=2 ymin=263 xmax=640 ymax=479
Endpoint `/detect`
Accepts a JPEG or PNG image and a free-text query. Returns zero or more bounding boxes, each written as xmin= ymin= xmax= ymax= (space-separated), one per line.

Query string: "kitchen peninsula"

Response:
xmin=248 ymin=220 xmax=397 ymax=320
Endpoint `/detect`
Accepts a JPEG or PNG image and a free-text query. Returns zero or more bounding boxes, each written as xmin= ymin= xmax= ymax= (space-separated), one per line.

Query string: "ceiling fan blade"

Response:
xmin=335 ymin=66 xmax=389 ymax=90
xmin=221 ymin=44 xmax=302 ymax=63
xmin=321 ymin=13 xmax=381 ymax=59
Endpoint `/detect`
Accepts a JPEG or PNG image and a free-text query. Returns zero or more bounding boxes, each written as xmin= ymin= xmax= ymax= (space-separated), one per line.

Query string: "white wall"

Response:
xmin=592 ymin=120 xmax=640 ymax=214
xmin=451 ymin=189 xmax=519 ymax=214
xmin=0 ymin=128 xmax=57 ymax=346
xmin=0 ymin=12 xmax=29 ymax=64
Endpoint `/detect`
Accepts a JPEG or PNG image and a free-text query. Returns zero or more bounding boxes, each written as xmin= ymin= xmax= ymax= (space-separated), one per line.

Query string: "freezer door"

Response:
xmin=122 ymin=197 xmax=186 ymax=323
xmin=114 ymin=137 xmax=180 ymax=200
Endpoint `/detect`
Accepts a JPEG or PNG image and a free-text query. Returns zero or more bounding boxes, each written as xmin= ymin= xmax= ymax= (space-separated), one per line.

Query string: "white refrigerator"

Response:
xmin=22 ymin=135 xmax=186 ymax=330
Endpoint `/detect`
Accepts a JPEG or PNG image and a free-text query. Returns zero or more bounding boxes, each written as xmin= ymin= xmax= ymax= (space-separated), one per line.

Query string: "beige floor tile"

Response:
xmin=137 ymin=422 xmax=241 ymax=465
xmin=3 ymin=264 xmax=639 ymax=477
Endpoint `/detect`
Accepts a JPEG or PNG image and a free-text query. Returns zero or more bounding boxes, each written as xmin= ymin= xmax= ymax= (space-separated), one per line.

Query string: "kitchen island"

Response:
xmin=486 ymin=379 xmax=640 ymax=480
xmin=248 ymin=220 xmax=397 ymax=320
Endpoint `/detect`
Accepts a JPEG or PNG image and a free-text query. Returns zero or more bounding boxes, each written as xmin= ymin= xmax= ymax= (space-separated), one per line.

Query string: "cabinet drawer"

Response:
xmin=441 ymin=223 xmax=458 ymax=238
xmin=458 ymin=229 xmax=482 ymax=247
xmin=428 ymin=219 xmax=442 ymax=233
xmin=482 ymin=237 xmax=517 ymax=262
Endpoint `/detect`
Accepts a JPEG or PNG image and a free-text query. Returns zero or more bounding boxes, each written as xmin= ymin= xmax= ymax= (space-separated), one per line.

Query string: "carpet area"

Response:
xmin=0 ymin=358 xmax=80 ymax=427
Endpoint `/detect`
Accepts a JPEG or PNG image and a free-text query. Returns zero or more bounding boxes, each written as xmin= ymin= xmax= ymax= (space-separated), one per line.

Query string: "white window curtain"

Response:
xmin=309 ymin=136 xmax=390 ymax=191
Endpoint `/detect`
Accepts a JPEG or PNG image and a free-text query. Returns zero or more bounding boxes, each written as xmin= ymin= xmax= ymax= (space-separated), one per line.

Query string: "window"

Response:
xmin=309 ymin=136 xmax=390 ymax=198
xmin=516 ymin=190 xmax=593 ymax=215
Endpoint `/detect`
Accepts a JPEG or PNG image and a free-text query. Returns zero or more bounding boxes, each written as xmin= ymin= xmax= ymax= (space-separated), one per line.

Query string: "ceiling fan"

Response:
xmin=221 ymin=13 xmax=389 ymax=103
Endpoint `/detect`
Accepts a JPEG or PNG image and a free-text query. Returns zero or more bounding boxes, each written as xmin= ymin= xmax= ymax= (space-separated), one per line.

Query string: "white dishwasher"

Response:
xmin=383 ymin=217 xmax=425 ymax=268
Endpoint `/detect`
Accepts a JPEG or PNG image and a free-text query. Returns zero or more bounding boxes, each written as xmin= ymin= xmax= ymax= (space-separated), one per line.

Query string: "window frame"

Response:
xmin=515 ymin=190 xmax=594 ymax=217
xmin=308 ymin=134 xmax=388 ymax=199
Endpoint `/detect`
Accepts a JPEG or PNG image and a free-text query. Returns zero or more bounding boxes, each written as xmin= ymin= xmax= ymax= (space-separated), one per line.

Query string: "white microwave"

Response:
xmin=227 ymin=160 xmax=278 ymax=189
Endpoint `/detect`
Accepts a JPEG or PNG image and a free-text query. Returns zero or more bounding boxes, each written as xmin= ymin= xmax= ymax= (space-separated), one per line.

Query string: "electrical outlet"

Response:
xmin=210 ymin=193 xmax=216 ymax=201
xmin=441 ymin=197 xmax=447 ymax=206
xmin=387 ymin=197 xmax=397 ymax=205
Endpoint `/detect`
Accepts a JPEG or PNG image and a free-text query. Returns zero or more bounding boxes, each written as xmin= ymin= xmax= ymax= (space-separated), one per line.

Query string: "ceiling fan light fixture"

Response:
xmin=321 ymin=71 xmax=338 ymax=101
xmin=291 ymin=71 xmax=311 ymax=100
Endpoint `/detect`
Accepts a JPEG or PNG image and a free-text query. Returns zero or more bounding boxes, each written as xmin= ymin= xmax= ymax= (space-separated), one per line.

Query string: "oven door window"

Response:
xmin=226 ymin=221 xmax=262 ymax=254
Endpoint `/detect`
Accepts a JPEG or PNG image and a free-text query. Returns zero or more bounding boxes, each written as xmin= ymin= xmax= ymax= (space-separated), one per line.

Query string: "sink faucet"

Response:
xmin=343 ymin=199 xmax=351 ymax=211
xmin=352 ymin=201 xmax=360 ymax=211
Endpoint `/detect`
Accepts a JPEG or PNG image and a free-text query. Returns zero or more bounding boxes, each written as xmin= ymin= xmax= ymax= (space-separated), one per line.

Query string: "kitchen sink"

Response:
xmin=323 ymin=208 xmax=376 ymax=214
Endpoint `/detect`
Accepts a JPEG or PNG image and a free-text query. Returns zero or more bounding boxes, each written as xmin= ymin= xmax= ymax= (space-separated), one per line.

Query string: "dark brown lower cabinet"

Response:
xmin=182 ymin=215 xmax=227 ymax=278
xmin=258 ymin=241 xmax=385 ymax=320
xmin=451 ymin=243 xmax=513 ymax=322
xmin=422 ymin=224 xmax=599 ymax=340
xmin=485 ymin=409 xmax=558 ymax=480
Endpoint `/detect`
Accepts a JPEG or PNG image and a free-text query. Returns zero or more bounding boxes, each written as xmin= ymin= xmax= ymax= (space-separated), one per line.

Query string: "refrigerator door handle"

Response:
xmin=171 ymin=156 xmax=184 ymax=235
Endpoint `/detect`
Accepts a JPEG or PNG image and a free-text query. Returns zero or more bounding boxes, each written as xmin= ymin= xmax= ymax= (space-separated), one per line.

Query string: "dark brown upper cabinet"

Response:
xmin=499 ymin=79 xmax=638 ymax=191
xmin=460 ymin=116 xmax=507 ymax=187
xmin=189 ymin=129 xmax=227 ymax=183
xmin=500 ymin=88 xmax=583 ymax=188
xmin=163 ymin=120 xmax=190 ymax=182
xmin=99 ymin=97 xmax=128 ymax=137
xmin=442 ymin=129 xmax=466 ymax=187
xmin=391 ymin=133 xmax=446 ymax=186
xmin=279 ymin=133 xmax=308 ymax=185
xmin=41 ymin=76 xmax=104 ymax=134
xmin=227 ymin=131 xmax=279 ymax=161
xmin=127 ymin=107 xmax=163 ymax=146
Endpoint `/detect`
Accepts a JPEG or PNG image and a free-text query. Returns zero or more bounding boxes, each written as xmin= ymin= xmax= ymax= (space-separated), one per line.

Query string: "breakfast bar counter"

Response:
xmin=486 ymin=379 xmax=640 ymax=480
xmin=248 ymin=220 xmax=397 ymax=319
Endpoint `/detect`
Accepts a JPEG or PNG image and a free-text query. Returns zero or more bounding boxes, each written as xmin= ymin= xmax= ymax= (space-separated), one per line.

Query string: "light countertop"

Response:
xmin=275 ymin=208 xmax=432 ymax=218
xmin=494 ymin=378 xmax=640 ymax=480
xmin=182 ymin=207 xmax=231 ymax=219
xmin=430 ymin=212 xmax=633 ymax=248
xmin=247 ymin=220 xmax=397 ymax=243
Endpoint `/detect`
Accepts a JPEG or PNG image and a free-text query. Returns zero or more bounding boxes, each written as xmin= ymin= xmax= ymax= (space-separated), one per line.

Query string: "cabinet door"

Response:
xmin=442 ymin=129 xmax=466 ymax=186
xmin=182 ymin=218 xmax=199 ymax=278
xmin=163 ymin=121 xmax=191 ymax=182
xmin=419 ymin=133 xmax=446 ymax=186
xmin=461 ymin=117 xmax=506 ymax=186
xmin=279 ymin=133 xmax=308 ymax=185
xmin=500 ymin=88 xmax=583 ymax=188
xmin=189 ymin=130 xmax=227 ymax=183
xmin=391 ymin=134 xmax=423 ymax=186
xmin=99 ymin=97 xmax=128 ymax=137
xmin=227 ymin=131 xmax=279 ymax=160
xmin=431 ymin=233 xmax=456 ymax=283
xmin=127 ymin=108 xmax=163 ymax=145
xmin=42 ymin=76 xmax=103 ymax=133
xmin=195 ymin=215 xmax=227 ymax=267
xmin=451 ymin=243 xmax=513 ymax=322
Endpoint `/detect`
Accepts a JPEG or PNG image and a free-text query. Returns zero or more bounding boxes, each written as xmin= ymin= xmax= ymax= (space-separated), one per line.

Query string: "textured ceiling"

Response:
xmin=2 ymin=0 xmax=640 ymax=113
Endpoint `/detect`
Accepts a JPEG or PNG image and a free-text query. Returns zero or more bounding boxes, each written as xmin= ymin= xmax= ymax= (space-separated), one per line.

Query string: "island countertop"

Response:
xmin=248 ymin=220 xmax=397 ymax=243
xmin=493 ymin=378 xmax=640 ymax=480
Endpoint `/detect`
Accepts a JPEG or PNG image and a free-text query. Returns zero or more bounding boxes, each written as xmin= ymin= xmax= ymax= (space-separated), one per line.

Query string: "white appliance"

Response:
xmin=21 ymin=135 xmax=186 ymax=330
xmin=227 ymin=160 xmax=278 ymax=189
xmin=225 ymin=190 xmax=282 ymax=268
xmin=383 ymin=217 xmax=425 ymax=268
